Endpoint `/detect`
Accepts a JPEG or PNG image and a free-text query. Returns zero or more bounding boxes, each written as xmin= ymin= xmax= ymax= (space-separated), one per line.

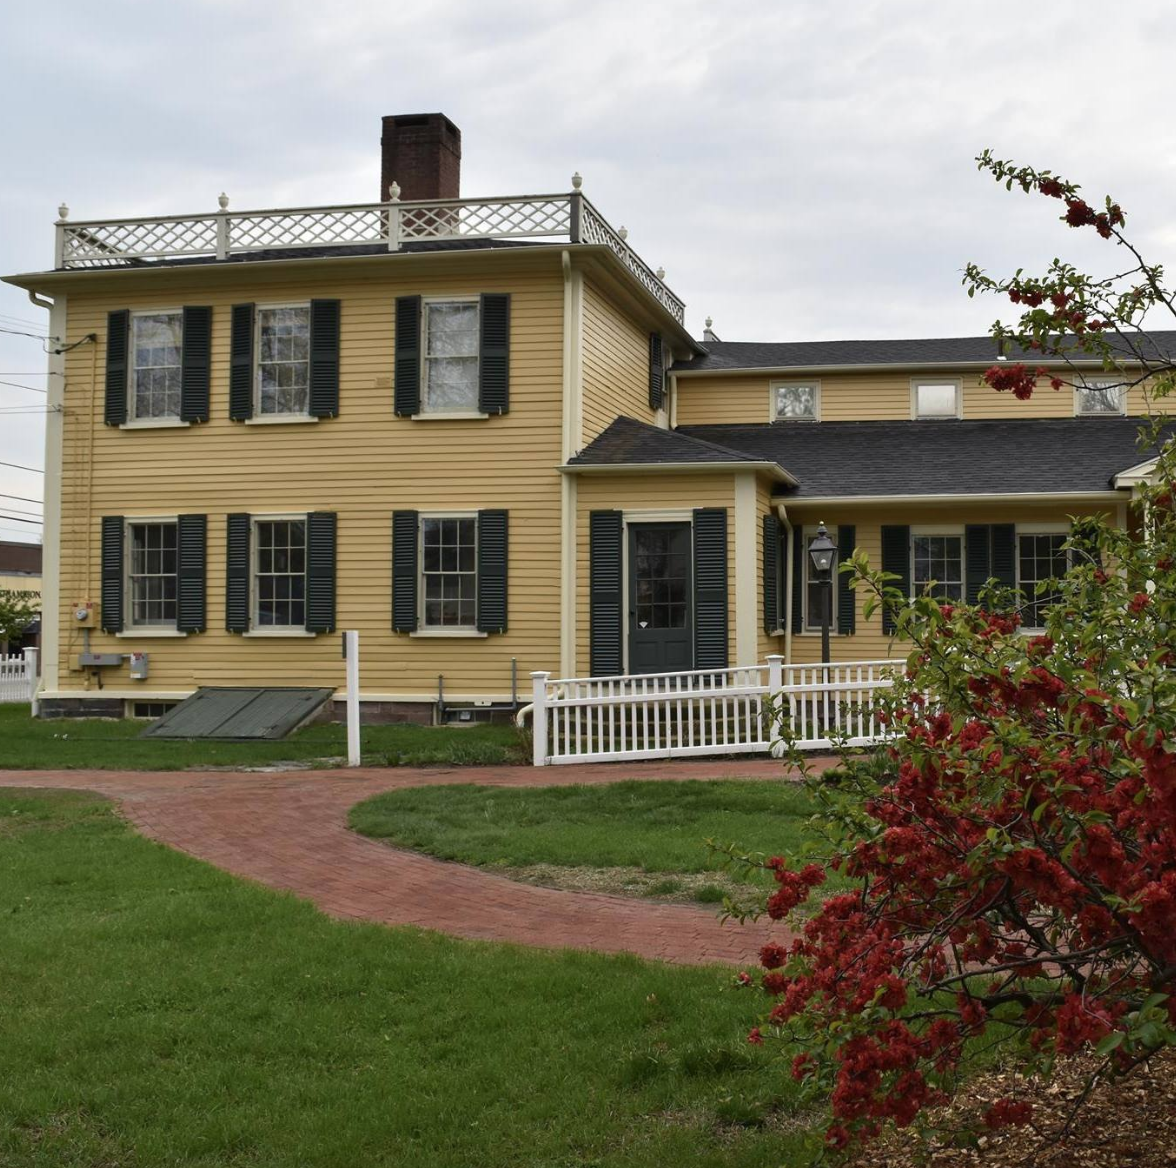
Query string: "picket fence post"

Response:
xmin=531 ymin=672 xmax=550 ymax=767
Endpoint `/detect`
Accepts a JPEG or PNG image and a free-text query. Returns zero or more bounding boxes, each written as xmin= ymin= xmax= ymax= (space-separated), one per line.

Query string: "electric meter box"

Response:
xmin=129 ymin=652 xmax=150 ymax=681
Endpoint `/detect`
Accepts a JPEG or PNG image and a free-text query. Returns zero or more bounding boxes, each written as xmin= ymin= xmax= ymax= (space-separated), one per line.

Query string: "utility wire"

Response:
xmin=0 ymin=504 xmax=41 ymax=517
xmin=0 ymin=513 xmax=42 ymax=526
xmin=0 ymin=379 xmax=47 ymax=394
xmin=0 ymin=459 xmax=43 ymax=474
xmin=0 ymin=492 xmax=42 ymax=505
xmin=0 ymin=325 xmax=52 ymax=341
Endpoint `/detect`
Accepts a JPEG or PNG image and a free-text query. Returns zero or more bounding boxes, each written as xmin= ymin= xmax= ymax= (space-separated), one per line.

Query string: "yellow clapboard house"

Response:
xmin=3 ymin=113 xmax=1168 ymax=720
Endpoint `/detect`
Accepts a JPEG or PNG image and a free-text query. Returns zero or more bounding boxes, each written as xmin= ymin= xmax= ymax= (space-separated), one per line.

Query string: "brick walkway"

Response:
xmin=0 ymin=756 xmax=834 ymax=966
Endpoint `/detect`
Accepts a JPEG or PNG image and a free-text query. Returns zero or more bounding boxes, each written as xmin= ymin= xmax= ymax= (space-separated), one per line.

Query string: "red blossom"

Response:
xmin=747 ymin=1026 xmax=764 ymax=1046
xmin=985 ymin=1099 xmax=1033 ymax=1129
xmin=1039 ymin=177 xmax=1065 ymax=198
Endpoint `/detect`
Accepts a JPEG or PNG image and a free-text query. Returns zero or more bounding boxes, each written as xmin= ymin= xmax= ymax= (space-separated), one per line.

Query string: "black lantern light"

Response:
xmin=807 ymin=522 xmax=838 ymax=667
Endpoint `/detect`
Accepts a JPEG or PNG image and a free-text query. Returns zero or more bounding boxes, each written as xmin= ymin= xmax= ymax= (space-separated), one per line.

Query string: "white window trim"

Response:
xmin=254 ymin=302 xmax=313 ymax=420
xmin=1015 ymin=525 xmax=1072 ymax=630
xmin=421 ymin=296 xmax=481 ymax=416
xmin=910 ymin=527 xmax=965 ymax=600
xmin=251 ymin=512 xmax=309 ymax=633
xmin=770 ymin=379 xmax=821 ymax=423
xmin=123 ymin=515 xmax=182 ymax=634
xmin=128 ymin=308 xmax=184 ymax=424
xmin=910 ymin=377 xmax=963 ymax=420
xmin=1074 ymin=377 xmax=1126 ymax=416
xmin=418 ymin=510 xmax=479 ymax=632
xmin=410 ymin=411 xmax=490 ymax=422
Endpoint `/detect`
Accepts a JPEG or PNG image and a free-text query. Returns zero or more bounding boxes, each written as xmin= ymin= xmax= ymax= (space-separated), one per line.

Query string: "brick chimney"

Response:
xmin=380 ymin=113 xmax=461 ymax=202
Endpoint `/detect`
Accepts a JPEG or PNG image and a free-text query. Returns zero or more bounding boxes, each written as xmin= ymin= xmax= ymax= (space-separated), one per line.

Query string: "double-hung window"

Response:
xmin=1075 ymin=377 xmax=1125 ymax=416
xmin=423 ymin=299 xmax=480 ymax=413
xmin=1018 ymin=531 xmax=1069 ymax=628
xmin=802 ymin=527 xmax=838 ymax=632
xmin=253 ymin=518 xmax=307 ymax=628
xmin=421 ymin=515 xmax=477 ymax=628
xmin=257 ymin=305 xmax=311 ymax=417
xmin=912 ymin=532 xmax=964 ymax=600
xmin=773 ymin=381 xmax=819 ymax=422
xmin=130 ymin=312 xmax=182 ymax=421
xmin=126 ymin=521 xmax=178 ymax=627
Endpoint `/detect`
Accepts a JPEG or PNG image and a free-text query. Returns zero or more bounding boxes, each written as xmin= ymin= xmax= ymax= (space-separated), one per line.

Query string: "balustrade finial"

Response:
xmin=217 ymin=192 xmax=230 ymax=211
xmin=656 ymin=266 xmax=666 ymax=280
xmin=705 ymin=316 xmax=713 ymax=328
xmin=571 ymin=171 xmax=582 ymax=191
xmin=617 ymin=225 xmax=628 ymax=241
xmin=57 ymin=202 xmax=69 ymax=221
xmin=388 ymin=181 xmax=401 ymax=203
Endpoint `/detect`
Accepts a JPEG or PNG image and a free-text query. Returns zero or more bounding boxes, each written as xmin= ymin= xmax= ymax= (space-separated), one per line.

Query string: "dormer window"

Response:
xmin=1076 ymin=378 xmax=1125 ymax=416
xmin=913 ymin=379 xmax=961 ymax=419
xmin=773 ymin=381 xmax=819 ymax=422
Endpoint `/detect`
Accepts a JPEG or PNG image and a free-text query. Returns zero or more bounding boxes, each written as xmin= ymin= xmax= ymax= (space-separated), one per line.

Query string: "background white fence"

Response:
xmin=0 ymin=649 xmax=38 ymax=705
xmin=528 ymin=655 xmax=901 ymax=765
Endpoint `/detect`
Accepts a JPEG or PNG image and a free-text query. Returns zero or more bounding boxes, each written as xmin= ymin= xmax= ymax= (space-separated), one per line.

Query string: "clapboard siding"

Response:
xmin=574 ymin=474 xmax=737 ymax=675
xmin=675 ymin=370 xmax=1153 ymax=425
xmin=54 ymin=255 xmax=565 ymax=698
xmin=580 ymin=276 xmax=660 ymax=443
xmin=783 ymin=501 xmax=1118 ymax=664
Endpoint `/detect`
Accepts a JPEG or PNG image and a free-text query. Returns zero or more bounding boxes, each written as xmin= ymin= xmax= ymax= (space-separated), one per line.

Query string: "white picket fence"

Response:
xmin=0 ymin=649 xmax=38 ymax=705
xmin=527 ymin=654 xmax=902 ymax=766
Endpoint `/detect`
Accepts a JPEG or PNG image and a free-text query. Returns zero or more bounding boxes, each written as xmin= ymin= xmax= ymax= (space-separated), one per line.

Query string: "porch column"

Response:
xmin=734 ymin=472 xmax=758 ymax=667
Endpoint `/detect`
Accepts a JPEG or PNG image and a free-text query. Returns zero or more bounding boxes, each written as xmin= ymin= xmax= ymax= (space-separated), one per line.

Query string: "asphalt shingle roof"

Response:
xmin=673 ymin=333 xmax=1176 ymax=373
xmin=568 ymin=416 xmax=767 ymax=467
xmin=676 ymin=417 xmax=1162 ymax=498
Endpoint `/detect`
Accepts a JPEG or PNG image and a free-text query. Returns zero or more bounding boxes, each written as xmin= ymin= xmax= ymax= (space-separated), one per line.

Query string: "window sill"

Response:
xmin=409 ymin=629 xmax=488 ymax=639
xmin=241 ymin=629 xmax=317 ymax=638
xmin=115 ymin=629 xmax=188 ymax=638
xmin=244 ymin=415 xmax=319 ymax=426
xmin=794 ymin=631 xmax=849 ymax=637
xmin=119 ymin=419 xmax=191 ymax=430
xmin=410 ymin=411 xmax=490 ymax=422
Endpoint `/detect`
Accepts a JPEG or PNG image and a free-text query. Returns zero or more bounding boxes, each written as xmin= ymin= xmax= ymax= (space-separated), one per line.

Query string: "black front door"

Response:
xmin=628 ymin=522 xmax=693 ymax=675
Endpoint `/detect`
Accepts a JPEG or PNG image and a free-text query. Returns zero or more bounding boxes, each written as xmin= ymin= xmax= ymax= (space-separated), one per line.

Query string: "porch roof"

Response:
xmin=676 ymin=417 xmax=1165 ymax=499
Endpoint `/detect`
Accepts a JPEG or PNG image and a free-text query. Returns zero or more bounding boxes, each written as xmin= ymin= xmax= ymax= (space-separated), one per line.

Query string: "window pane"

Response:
xmin=128 ymin=522 xmax=178 ymax=626
xmin=257 ymin=307 xmax=310 ymax=416
xmin=254 ymin=519 xmax=307 ymax=627
xmin=420 ymin=516 xmax=477 ymax=627
xmin=1077 ymin=382 xmax=1124 ymax=414
xmin=426 ymin=302 xmax=479 ymax=357
xmin=775 ymin=384 xmax=817 ymax=421
xmin=912 ymin=534 xmax=963 ymax=601
xmin=424 ymin=302 xmax=480 ymax=412
xmin=131 ymin=313 xmax=183 ymax=421
xmin=1019 ymin=533 xmax=1068 ymax=627
xmin=915 ymin=383 xmax=958 ymax=418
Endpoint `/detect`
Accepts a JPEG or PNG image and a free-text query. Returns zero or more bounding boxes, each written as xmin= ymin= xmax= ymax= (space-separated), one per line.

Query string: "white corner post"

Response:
xmin=24 ymin=647 xmax=39 ymax=716
xmin=766 ymin=653 xmax=784 ymax=757
xmin=531 ymin=671 xmax=550 ymax=767
xmin=343 ymin=630 xmax=360 ymax=767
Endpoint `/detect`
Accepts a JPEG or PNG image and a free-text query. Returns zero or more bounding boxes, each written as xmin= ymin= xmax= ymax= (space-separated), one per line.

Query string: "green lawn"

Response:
xmin=350 ymin=779 xmax=841 ymax=905
xmin=0 ymin=703 xmax=525 ymax=770
xmin=0 ymin=787 xmax=817 ymax=1167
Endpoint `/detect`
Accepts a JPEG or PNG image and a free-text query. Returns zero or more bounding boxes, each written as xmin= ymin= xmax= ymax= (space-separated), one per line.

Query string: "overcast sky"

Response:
xmin=3 ymin=0 xmax=1175 ymax=543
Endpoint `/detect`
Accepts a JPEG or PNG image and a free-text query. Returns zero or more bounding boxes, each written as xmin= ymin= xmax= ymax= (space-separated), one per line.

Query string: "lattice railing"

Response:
xmin=54 ymin=192 xmax=685 ymax=321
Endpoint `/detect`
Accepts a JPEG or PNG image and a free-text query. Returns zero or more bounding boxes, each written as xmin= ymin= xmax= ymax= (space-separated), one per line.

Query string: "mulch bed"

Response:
xmin=851 ymin=1048 xmax=1176 ymax=1167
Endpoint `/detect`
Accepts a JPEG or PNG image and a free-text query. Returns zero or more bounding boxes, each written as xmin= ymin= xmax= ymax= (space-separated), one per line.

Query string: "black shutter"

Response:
xmin=763 ymin=514 xmax=779 ymax=634
xmin=693 ymin=507 xmax=728 ymax=669
xmin=176 ymin=514 xmax=207 ymax=633
xmin=100 ymin=516 xmax=124 ymax=632
xmin=648 ymin=333 xmax=665 ymax=412
xmin=309 ymin=299 xmax=341 ymax=419
xmin=180 ymin=306 xmax=212 ymax=423
xmin=991 ymin=524 xmax=1017 ymax=589
xmin=104 ymin=310 xmax=130 ymax=426
xmin=479 ymin=294 xmax=510 ymax=415
xmin=392 ymin=510 xmax=419 ymax=632
xmin=837 ymin=524 xmax=856 ymax=633
xmin=476 ymin=509 xmax=509 ymax=633
xmin=589 ymin=510 xmax=623 ymax=675
xmin=965 ymin=524 xmax=992 ymax=605
xmin=305 ymin=512 xmax=337 ymax=634
xmin=394 ymin=296 xmax=422 ymax=416
xmin=229 ymin=304 xmax=254 ymax=421
xmin=880 ymin=525 xmax=910 ymax=634
xmin=791 ymin=525 xmax=805 ymax=634
xmin=225 ymin=513 xmax=251 ymax=632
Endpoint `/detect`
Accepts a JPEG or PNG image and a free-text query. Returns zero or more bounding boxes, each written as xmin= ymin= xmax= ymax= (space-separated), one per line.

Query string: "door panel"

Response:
xmin=628 ymin=522 xmax=693 ymax=675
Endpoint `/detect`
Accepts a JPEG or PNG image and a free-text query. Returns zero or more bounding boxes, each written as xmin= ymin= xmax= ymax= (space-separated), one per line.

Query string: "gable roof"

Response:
xmin=675 ymin=417 xmax=1164 ymax=499
xmin=566 ymin=415 xmax=788 ymax=475
xmin=673 ymin=333 xmax=1176 ymax=374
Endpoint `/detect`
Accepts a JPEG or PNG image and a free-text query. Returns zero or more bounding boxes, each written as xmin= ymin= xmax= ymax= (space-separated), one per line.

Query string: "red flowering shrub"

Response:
xmin=728 ymin=157 xmax=1176 ymax=1154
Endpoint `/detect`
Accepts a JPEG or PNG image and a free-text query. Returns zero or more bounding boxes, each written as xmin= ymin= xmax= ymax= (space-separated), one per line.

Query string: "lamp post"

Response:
xmin=807 ymin=522 xmax=838 ymax=666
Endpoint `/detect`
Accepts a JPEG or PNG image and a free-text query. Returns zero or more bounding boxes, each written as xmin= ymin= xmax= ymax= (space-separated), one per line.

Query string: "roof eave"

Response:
xmin=560 ymin=460 xmax=796 ymax=485
xmin=777 ymin=489 xmax=1128 ymax=506
xmin=672 ymin=359 xmax=1134 ymax=377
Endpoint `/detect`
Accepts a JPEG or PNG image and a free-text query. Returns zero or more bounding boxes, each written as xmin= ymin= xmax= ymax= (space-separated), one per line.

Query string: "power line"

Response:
xmin=0 ymin=513 xmax=42 ymax=526
xmin=0 ymin=379 xmax=47 ymax=394
xmin=0 ymin=492 xmax=42 ymax=505
xmin=0 ymin=325 xmax=51 ymax=342
xmin=0 ymin=459 xmax=43 ymax=474
xmin=0 ymin=504 xmax=41 ymax=517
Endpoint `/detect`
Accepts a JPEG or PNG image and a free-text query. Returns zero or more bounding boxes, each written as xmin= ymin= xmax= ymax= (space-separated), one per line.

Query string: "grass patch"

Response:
xmin=0 ymin=703 xmax=525 ymax=770
xmin=350 ymin=778 xmax=844 ymax=905
xmin=0 ymin=786 xmax=815 ymax=1167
